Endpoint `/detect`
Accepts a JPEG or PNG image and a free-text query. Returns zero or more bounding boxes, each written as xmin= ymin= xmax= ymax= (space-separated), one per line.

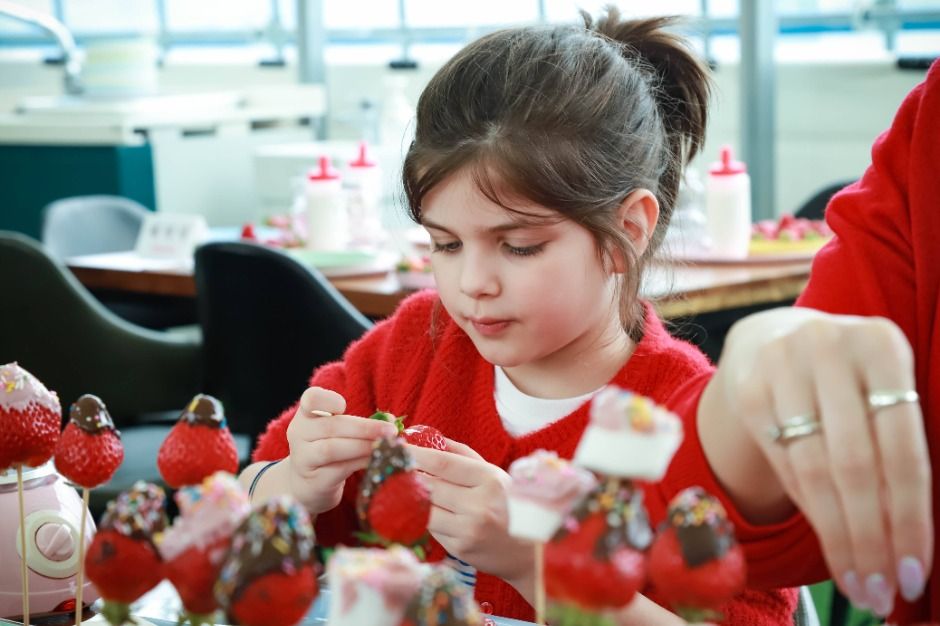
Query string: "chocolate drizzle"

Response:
xmin=356 ymin=437 xmax=413 ymax=531
xmin=100 ymin=481 xmax=168 ymax=548
xmin=666 ymin=486 xmax=735 ymax=567
xmin=215 ymin=496 xmax=316 ymax=609
xmin=69 ymin=394 xmax=117 ymax=434
xmin=400 ymin=567 xmax=483 ymax=626
xmin=179 ymin=394 xmax=226 ymax=428
xmin=553 ymin=477 xmax=653 ymax=559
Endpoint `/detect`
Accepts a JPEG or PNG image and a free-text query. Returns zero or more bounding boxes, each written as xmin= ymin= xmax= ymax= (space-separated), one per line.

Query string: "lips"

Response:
xmin=467 ymin=317 xmax=512 ymax=337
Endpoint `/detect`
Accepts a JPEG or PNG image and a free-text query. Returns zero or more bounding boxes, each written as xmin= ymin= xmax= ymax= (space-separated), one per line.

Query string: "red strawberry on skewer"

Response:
xmin=0 ymin=362 xmax=61 ymax=470
xmin=544 ymin=478 xmax=652 ymax=626
xmin=161 ymin=472 xmax=251 ymax=626
xmin=85 ymin=482 xmax=168 ymax=625
xmin=357 ymin=437 xmax=431 ymax=548
xmin=215 ymin=496 xmax=319 ymax=626
xmin=158 ymin=394 xmax=238 ymax=488
xmin=55 ymin=394 xmax=124 ymax=488
xmin=648 ymin=487 xmax=746 ymax=622
xmin=402 ymin=424 xmax=448 ymax=451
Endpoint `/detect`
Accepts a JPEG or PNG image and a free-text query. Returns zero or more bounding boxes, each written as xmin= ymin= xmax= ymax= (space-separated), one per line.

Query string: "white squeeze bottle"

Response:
xmin=705 ymin=145 xmax=752 ymax=259
xmin=344 ymin=141 xmax=384 ymax=248
xmin=306 ymin=156 xmax=348 ymax=251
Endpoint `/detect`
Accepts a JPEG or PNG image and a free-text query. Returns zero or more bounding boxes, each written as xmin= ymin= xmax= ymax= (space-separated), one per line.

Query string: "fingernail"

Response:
xmin=898 ymin=556 xmax=926 ymax=601
xmin=842 ymin=571 xmax=868 ymax=609
xmin=865 ymin=572 xmax=894 ymax=617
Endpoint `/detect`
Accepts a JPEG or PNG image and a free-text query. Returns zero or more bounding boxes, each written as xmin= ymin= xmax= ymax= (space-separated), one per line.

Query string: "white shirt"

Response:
xmin=494 ymin=366 xmax=601 ymax=436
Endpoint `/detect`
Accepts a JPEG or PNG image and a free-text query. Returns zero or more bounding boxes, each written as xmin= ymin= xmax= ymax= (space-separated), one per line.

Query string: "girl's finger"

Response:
xmin=442 ymin=438 xmax=485 ymax=461
xmin=299 ymin=386 xmax=347 ymax=415
xmin=423 ymin=474 xmax=469 ymax=514
xmin=408 ymin=445 xmax=484 ymax=487
xmin=290 ymin=413 xmax=398 ymax=442
xmin=306 ymin=457 xmax=371 ymax=487
xmin=293 ymin=437 xmax=378 ymax=468
xmin=427 ymin=505 xmax=463 ymax=538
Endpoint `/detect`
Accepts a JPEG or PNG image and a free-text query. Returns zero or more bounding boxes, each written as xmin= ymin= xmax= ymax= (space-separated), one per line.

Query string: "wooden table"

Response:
xmin=66 ymin=251 xmax=812 ymax=319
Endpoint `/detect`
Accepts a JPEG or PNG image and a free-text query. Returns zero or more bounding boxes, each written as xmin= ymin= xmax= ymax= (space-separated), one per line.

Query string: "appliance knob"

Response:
xmin=35 ymin=522 xmax=76 ymax=562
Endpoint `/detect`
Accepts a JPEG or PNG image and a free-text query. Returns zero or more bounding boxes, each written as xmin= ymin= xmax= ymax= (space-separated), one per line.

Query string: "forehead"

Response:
xmin=421 ymin=167 xmax=560 ymax=228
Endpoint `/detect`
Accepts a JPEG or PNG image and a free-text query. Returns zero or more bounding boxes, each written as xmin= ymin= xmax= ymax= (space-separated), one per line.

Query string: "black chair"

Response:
xmin=0 ymin=231 xmax=249 ymax=517
xmin=794 ymin=180 xmax=856 ymax=221
xmin=194 ymin=242 xmax=373 ymax=450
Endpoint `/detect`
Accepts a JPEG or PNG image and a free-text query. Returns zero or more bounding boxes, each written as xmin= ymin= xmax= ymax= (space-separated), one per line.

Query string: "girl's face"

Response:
xmin=421 ymin=168 xmax=629 ymax=389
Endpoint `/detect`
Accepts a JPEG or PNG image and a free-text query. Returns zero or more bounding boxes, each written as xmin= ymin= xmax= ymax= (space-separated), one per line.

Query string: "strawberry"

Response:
xmin=357 ymin=437 xmax=431 ymax=547
xmin=158 ymin=394 xmax=239 ymax=488
xmin=402 ymin=424 xmax=447 ymax=451
xmin=84 ymin=482 xmax=168 ymax=625
xmin=215 ymin=496 xmax=319 ymax=626
xmin=0 ymin=362 xmax=61 ymax=469
xmin=370 ymin=409 xmax=405 ymax=433
xmin=648 ymin=487 xmax=746 ymax=621
xmin=161 ymin=472 xmax=251 ymax=625
xmin=54 ymin=394 xmax=124 ymax=488
xmin=399 ymin=566 xmax=484 ymax=626
xmin=544 ymin=478 xmax=652 ymax=625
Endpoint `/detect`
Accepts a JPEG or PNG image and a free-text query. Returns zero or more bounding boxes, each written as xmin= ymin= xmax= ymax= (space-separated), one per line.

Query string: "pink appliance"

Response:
xmin=0 ymin=462 xmax=99 ymax=620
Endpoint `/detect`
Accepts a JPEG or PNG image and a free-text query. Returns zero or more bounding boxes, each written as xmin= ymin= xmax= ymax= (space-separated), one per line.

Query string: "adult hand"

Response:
xmin=286 ymin=386 xmax=398 ymax=514
xmin=703 ymin=307 xmax=932 ymax=616
xmin=408 ymin=440 xmax=534 ymax=592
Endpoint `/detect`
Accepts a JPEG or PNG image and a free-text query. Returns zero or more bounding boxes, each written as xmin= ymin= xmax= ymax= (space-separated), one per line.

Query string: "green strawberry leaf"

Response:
xmin=675 ymin=606 xmax=724 ymax=623
xmin=368 ymin=410 xmax=405 ymax=434
xmin=547 ymin=603 xmax=616 ymax=626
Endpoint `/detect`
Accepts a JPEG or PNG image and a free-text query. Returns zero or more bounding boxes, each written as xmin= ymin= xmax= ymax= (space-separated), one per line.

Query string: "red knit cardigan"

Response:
xmin=797 ymin=59 xmax=940 ymax=624
xmin=255 ymin=291 xmax=817 ymax=623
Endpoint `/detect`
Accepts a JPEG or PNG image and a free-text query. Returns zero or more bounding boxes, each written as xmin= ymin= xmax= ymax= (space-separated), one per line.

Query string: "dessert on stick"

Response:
xmin=84 ymin=482 xmax=168 ymax=626
xmin=573 ymin=386 xmax=682 ymax=480
xmin=648 ymin=487 xmax=746 ymax=622
xmin=157 ymin=394 xmax=239 ymax=488
xmin=399 ymin=566 xmax=485 ymax=626
xmin=215 ymin=495 xmax=318 ymax=626
xmin=54 ymin=394 xmax=125 ymax=626
xmin=326 ymin=546 xmax=426 ymax=626
xmin=160 ymin=472 xmax=251 ymax=626
xmin=0 ymin=362 xmax=62 ymax=626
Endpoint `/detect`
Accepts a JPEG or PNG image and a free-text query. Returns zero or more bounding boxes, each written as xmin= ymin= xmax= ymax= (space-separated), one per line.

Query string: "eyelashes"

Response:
xmin=431 ymin=241 xmax=546 ymax=257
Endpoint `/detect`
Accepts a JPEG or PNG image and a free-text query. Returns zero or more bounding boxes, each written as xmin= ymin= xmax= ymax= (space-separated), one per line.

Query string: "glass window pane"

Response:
xmin=279 ymin=0 xmax=400 ymax=30
xmin=65 ymin=0 xmax=158 ymax=34
xmin=775 ymin=0 xmax=854 ymax=14
xmin=405 ymin=0 xmax=538 ymax=27
xmin=545 ymin=0 xmax=702 ymax=23
xmin=0 ymin=0 xmax=55 ymax=35
xmin=165 ymin=0 xmax=271 ymax=31
xmin=897 ymin=0 xmax=940 ymax=8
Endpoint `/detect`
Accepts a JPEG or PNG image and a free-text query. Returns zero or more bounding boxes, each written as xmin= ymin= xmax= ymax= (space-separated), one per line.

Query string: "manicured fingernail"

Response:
xmin=842 ymin=571 xmax=868 ymax=608
xmin=865 ymin=572 xmax=894 ymax=617
xmin=898 ymin=556 xmax=926 ymax=601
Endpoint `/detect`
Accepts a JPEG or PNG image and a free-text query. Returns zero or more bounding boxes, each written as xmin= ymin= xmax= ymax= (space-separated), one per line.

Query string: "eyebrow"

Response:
xmin=421 ymin=216 xmax=552 ymax=235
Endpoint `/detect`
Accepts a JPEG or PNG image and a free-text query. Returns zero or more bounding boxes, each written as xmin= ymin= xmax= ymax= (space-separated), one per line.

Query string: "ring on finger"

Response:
xmin=768 ymin=413 xmax=822 ymax=445
xmin=868 ymin=389 xmax=919 ymax=412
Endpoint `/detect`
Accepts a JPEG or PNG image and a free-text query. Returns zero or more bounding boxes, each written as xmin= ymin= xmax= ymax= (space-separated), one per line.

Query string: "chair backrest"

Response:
xmin=794 ymin=180 xmax=856 ymax=221
xmin=41 ymin=195 xmax=150 ymax=259
xmin=0 ymin=231 xmax=202 ymax=423
xmin=194 ymin=242 xmax=373 ymax=444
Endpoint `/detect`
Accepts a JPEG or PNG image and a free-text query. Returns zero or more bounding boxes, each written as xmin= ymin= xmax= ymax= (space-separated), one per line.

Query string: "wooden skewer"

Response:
xmin=309 ymin=409 xmax=333 ymax=417
xmin=535 ymin=542 xmax=546 ymax=625
xmin=75 ymin=488 xmax=90 ymax=626
xmin=16 ymin=465 xmax=30 ymax=626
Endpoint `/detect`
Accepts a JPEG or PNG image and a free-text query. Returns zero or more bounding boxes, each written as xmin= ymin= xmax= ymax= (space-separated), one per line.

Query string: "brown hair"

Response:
xmin=403 ymin=7 xmax=711 ymax=338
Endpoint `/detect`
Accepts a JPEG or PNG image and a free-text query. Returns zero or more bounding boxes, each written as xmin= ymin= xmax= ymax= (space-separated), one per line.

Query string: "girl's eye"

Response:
xmin=432 ymin=241 xmax=461 ymax=254
xmin=506 ymin=243 xmax=545 ymax=257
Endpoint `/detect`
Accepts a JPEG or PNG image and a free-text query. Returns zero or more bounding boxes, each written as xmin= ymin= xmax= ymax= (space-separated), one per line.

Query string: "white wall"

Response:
xmin=0 ymin=55 xmax=928 ymax=218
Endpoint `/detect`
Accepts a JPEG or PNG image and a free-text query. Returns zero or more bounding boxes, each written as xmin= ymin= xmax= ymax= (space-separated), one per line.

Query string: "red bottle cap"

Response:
xmin=308 ymin=156 xmax=341 ymax=181
xmin=709 ymin=145 xmax=747 ymax=176
xmin=349 ymin=141 xmax=376 ymax=168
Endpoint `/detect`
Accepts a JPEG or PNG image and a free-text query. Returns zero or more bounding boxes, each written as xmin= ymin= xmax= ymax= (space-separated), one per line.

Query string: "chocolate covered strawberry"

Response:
xmin=54 ymin=394 xmax=124 ymax=488
xmin=158 ymin=394 xmax=238 ymax=488
xmin=161 ymin=472 xmax=251 ymax=625
xmin=85 ymin=482 xmax=168 ymax=625
xmin=215 ymin=496 xmax=319 ymax=626
xmin=0 ymin=362 xmax=61 ymax=470
xmin=544 ymin=477 xmax=652 ymax=626
xmin=399 ymin=566 xmax=484 ymax=626
xmin=357 ymin=437 xmax=431 ymax=548
xmin=648 ymin=487 xmax=746 ymax=622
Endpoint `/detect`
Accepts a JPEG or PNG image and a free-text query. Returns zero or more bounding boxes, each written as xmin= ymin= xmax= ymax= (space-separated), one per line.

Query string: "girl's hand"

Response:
xmin=286 ymin=386 xmax=398 ymax=514
xmin=408 ymin=441 xmax=535 ymax=592
xmin=702 ymin=307 xmax=932 ymax=616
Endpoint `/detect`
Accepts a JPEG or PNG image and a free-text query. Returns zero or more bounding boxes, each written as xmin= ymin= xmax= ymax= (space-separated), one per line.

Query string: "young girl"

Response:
xmin=244 ymin=9 xmax=809 ymax=624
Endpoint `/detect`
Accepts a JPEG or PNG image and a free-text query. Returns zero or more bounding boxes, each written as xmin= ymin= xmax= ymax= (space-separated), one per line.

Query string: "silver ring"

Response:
xmin=868 ymin=389 xmax=920 ymax=411
xmin=768 ymin=413 xmax=822 ymax=445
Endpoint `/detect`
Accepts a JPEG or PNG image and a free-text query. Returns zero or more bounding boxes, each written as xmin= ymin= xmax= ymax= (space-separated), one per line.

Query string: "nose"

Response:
xmin=458 ymin=247 xmax=500 ymax=299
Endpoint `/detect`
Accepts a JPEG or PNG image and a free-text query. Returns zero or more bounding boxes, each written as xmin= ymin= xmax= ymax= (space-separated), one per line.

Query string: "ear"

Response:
xmin=611 ymin=189 xmax=660 ymax=272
